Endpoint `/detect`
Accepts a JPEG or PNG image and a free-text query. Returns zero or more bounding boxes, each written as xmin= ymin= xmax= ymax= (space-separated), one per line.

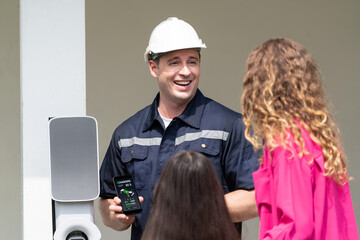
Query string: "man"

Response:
xmin=99 ymin=17 xmax=259 ymax=240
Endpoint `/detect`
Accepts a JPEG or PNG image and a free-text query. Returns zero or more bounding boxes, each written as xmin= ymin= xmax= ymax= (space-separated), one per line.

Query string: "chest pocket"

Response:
xmin=121 ymin=145 xmax=149 ymax=190
xmin=179 ymin=138 xmax=227 ymax=186
xmin=183 ymin=138 xmax=221 ymax=157
xmin=192 ymin=139 xmax=232 ymax=192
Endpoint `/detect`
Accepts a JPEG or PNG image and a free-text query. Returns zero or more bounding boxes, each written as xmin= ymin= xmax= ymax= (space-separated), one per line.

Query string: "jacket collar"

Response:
xmin=143 ymin=89 xmax=205 ymax=132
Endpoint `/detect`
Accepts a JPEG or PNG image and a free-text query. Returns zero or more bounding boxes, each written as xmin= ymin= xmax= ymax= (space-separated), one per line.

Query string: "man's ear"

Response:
xmin=148 ymin=60 xmax=158 ymax=78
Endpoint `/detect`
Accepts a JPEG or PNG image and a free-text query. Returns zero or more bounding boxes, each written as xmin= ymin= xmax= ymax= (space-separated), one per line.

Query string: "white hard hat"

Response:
xmin=144 ymin=17 xmax=207 ymax=62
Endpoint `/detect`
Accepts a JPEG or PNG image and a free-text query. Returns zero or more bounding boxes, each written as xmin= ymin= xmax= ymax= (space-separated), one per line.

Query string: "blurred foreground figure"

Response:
xmin=141 ymin=150 xmax=240 ymax=240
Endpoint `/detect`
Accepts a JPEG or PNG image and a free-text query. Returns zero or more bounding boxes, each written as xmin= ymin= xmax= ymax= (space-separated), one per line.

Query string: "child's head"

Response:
xmin=142 ymin=150 xmax=240 ymax=240
xmin=242 ymin=38 xmax=349 ymax=184
xmin=154 ymin=150 xmax=223 ymax=204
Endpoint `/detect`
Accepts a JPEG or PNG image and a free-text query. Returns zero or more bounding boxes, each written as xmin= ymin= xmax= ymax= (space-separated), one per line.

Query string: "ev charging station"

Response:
xmin=49 ymin=116 xmax=101 ymax=240
xmin=20 ymin=1 xmax=98 ymax=238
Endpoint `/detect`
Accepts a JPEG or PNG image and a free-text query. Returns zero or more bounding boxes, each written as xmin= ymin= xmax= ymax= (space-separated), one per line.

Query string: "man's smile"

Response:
xmin=174 ymin=80 xmax=191 ymax=86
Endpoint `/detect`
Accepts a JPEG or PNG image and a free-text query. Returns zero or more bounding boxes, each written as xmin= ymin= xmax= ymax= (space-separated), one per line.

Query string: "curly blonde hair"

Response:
xmin=241 ymin=38 xmax=349 ymax=184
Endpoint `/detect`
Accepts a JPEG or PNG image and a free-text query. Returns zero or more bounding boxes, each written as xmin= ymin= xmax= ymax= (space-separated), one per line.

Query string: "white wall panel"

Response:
xmin=20 ymin=0 xmax=86 ymax=239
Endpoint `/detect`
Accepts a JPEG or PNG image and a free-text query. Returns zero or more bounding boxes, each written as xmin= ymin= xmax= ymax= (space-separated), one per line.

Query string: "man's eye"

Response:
xmin=169 ymin=61 xmax=179 ymax=66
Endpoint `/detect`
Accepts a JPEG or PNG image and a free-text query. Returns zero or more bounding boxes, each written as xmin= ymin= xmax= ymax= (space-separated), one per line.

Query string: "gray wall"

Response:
xmin=86 ymin=1 xmax=360 ymax=239
xmin=1 ymin=1 xmax=359 ymax=239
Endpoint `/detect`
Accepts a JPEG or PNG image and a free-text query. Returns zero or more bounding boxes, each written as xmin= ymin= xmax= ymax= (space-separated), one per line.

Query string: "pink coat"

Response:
xmin=253 ymin=124 xmax=358 ymax=239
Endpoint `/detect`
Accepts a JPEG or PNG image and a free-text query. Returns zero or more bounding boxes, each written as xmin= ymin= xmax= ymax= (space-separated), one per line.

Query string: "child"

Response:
xmin=241 ymin=38 xmax=358 ymax=239
xmin=141 ymin=150 xmax=240 ymax=240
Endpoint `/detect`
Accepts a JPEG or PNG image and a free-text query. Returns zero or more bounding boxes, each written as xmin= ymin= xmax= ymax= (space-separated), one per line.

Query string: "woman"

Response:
xmin=241 ymin=38 xmax=358 ymax=239
xmin=141 ymin=150 xmax=240 ymax=240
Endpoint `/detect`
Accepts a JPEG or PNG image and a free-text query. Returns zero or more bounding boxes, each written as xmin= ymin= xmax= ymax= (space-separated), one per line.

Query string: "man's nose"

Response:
xmin=179 ymin=64 xmax=191 ymax=76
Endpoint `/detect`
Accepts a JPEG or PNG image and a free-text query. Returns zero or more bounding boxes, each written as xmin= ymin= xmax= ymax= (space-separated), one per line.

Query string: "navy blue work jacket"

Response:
xmin=99 ymin=89 xmax=260 ymax=240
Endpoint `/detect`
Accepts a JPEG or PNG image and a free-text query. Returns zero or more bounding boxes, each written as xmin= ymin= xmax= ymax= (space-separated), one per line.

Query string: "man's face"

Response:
xmin=149 ymin=49 xmax=200 ymax=108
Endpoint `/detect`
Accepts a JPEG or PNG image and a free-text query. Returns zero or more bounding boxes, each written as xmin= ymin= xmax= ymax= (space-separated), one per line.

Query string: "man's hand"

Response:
xmin=99 ymin=196 xmax=144 ymax=231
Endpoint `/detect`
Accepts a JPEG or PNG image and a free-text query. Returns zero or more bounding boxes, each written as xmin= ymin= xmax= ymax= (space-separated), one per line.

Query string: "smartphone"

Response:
xmin=113 ymin=175 xmax=142 ymax=215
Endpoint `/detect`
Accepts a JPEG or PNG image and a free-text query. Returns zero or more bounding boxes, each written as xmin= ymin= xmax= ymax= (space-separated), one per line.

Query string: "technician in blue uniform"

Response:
xmin=99 ymin=17 xmax=260 ymax=240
